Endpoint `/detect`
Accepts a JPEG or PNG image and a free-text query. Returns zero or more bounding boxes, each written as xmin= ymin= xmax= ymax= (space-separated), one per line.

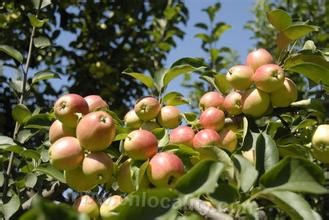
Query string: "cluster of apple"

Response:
xmin=225 ymin=48 xmax=298 ymax=118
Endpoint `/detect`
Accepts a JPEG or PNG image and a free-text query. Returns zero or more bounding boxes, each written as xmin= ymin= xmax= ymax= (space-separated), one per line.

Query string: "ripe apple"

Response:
xmin=169 ymin=126 xmax=195 ymax=147
xmin=219 ymin=128 xmax=238 ymax=152
xmin=199 ymin=107 xmax=225 ymax=131
xmin=100 ymin=195 xmax=123 ymax=219
xmin=73 ymin=195 xmax=99 ymax=218
xmin=76 ymin=111 xmax=116 ymax=151
xmin=223 ymin=91 xmax=242 ymax=116
xmin=82 ymin=152 xmax=113 ymax=184
xmin=245 ymin=48 xmax=274 ymax=71
xmin=193 ymin=129 xmax=221 ymax=149
xmin=147 ymin=152 xmax=185 ymax=187
xmin=64 ymin=167 xmax=98 ymax=191
xmin=49 ymin=120 xmax=76 ymax=144
xmin=49 ymin=137 xmax=84 ymax=171
xmin=134 ymin=96 xmax=160 ymax=121
xmin=270 ymin=77 xmax=298 ymax=107
xmin=241 ymin=88 xmax=270 ymax=118
xmin=123 ymin=130 xmax=158 ymax=160
xmin=54 ymin=93 xmax=89 ymax=128
xmin=199 ymin=91 xmax=225 ymax=111
xmin=157 ymin=106 xmax=181 ymax=129
xmin=124 ymin=109 xmax=142 ymax=129
xmin=84 ymin=95 xmax=108 ymax=112
xmin=226 ymin=65 xmax=254 ymax=90
xmin=141 ymin=120 xmax=161 ymax=131
xmin=312 ymin=124 xmax=329 ymax=151
xmin=252 ymin=64 xmax=285 ymax=93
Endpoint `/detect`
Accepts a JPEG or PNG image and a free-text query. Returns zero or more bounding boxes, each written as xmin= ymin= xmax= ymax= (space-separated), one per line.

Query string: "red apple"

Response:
xmin=199 ymin=91 xmax=225 ymax=111
xmin=124 ymin=109 xmax=142 ymax=129
xmin=219 ymin=128 xmax=238 ymax=152
xmin=49 ymin=137 xmax=84 ymax=170
xmin=157 ymin=106 xmax=181 ymax=129
xmin=64 ymin=167 xmax=98 ymax=191
xmin=226 ymin=65 xmax=254 ymax=90
xmin=241 ymin=88 xmax=270 ymax=118
xmin=84 ymin=95 xmax=108 ymax=112
xmin=134 ymin=96 xmax=160 ymax=121
xmin=100 ymin=195 xmax=123 ymax=219
xmin=223 ymin=91 xmax=242 ymax=116
xmin=270 ymin=77 xmax=297 ymax=107
xmin=147 ymin=152 xmax=185 ymax=187
xmin=252 ymin=64 xmax=285 ymax=93
xmin=199 ymin=107 xmax=225 ymax=131
xmin=169 ymin=126 xmax=195 ymax=147
xmin=246 ymin=48 xmax=274 ymax=71
xmin=49 ymin=120 xmax=76 ymax=144
xmin=82 ymin=152 xmax=113 ymax=184
xmin=193 ymin=129 xmax=221 ymax=149
xmin=73 ymin=195 xmax=99 ymax=218
xmin=76 ymin=111 xmax=116 ymax=151
xmin=54 ymin=93 xmax=89 ymax=128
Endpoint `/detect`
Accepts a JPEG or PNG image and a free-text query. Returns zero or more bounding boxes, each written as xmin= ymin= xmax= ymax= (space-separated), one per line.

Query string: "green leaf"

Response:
xmin=34 ymin=164 xmax=65 ymax=183
xmin=175 ymin=160 xmax=224 ymax=196
xmin=2 ymin=193 xmax=20 ymax=219
xmin=241 ymin=117 xmax=254 ymax=151
xmin=114 ymin=133 xmax=128 ymax=141
xmin=302 ymin=40 xmax=316 ymax=52
xmin=123 ymin=71 xmax=155 ymax=89
xmin=162 ymin=91 xmax=189 ymax=106
xmin=195 ymin=22 xmax=208 ymax=30
xmin=282 ymin=24 xmax=319 ymax=40
xmin=0 ymin=172 xmax=4 ymax=187
xmin=32 ymin=0 xmax=52 ymax=9
xmin=0 ymin=45 xmax=23 ymax=63
xmin=24 ymin=113 xmax=52 ymax=129
xmin=203 ymin=2 xmax=221 ymax=22
xmin=260 ymin=157 xmax=327 ymax=194
xmin=33 ymin=36 xmax=51 ymax=49
xmin=32 ymin=70 xmax=60 ymax=84
xmin=210 ymin=180 xmax=240 ymax=203
xmin=25 ymin=173 xmax=38 ymax=188
xmin=17 ymin=129 xmax=39 ymax=144
xmin=267 ymin=9 xmax=292 ymax=31
xmin=21 ymin=149 xmax=40 ymax=160
xmin=213 ymin=23 xmax=231 ymax=39
xmin=232 ymin=155 xmax=258 ymax=193
xmin=0 ymin=144 xmax=24 ymax=154
xmin=12 ymin=104 xmax=32 ymax=124
xmin=28 ymin=15 xmax=48 ymax=28
xmin=171 ymin=57 xmax=206 ymax=68
xmin=0 ymin=136 xmax=15 ymax=146
xmin=194 ymin=33 xmax=211 ymax=43
xmin=182 ymin=112 xmax=198 ymax=125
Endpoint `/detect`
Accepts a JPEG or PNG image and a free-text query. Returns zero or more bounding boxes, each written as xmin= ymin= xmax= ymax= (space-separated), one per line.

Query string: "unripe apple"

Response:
xmin=219 ymin=129 xmax=237 ymax=152
xmin=49 ymin=137 xmax=84 ymax=171
xmin=253 ymin=64 xmax=285 ymax=93
xmin=73 ymin=195 xmax=99 ymax=218
xmin=64 ymin=167 xmax=98 ymax=191
xmin=223 ymin=91 xmax=242 ymax=116
xmin=270 ymin=77 xmax=298 ymax=107
xmin=124 ymin=110 xmax=142 ymax=129
xmin=169 ymin=126 xmax=195 ymax=147
xmin=226 ymin=65 xmax=254 ymax=90
xmin=100 ymin=195 xmax=123 ymax=219
xmin=312 ymin=124 xmax=329 ymax=151
xmin=49 ymin=120 xmax=76 ymax=144
xmin=157 ymin=106 xmax=181 ymax=129
xmin=134 ymin=96 xmax=160 ymax=121
xmin=199 ymin=107 xmax=225 ymax=131
xmin=199 ymin=91 xmax=225 ymax=111
xmin=123 ymin=130 xmax=158 ymax=160
xmin=76 ymin=111 xmax=116 ymax=151
xmin=246 ymin=48 xmax=274 ymax=71
xmin=311 ymin=147 xmax=329 ymax=164
xmin=141 ymin=121 xmax=161 ymax=131
xmin=84 ymin=95 xmax=108 ymax=112
xmin=147 ymin=152 xmax=185 ymax=187
xmin=241 ymin=88 xmax=270 ymax=118
xmin=193 ymin=129 xmax=221 ymax=149
xmin=82 ymin=152 xmax=113 ymax=184
xmin=54 ymin=93 xmax=89 ymax=128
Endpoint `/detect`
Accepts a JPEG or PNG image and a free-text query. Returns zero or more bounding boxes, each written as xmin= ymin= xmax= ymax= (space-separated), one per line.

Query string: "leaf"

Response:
xmin=34 ymin=164 xmax=65 ymax=183
xmin=302 ymin=40 xmax=316 ymax=52
xmin=123 ymin=71 xmax=155 ymax=89
xmin=163 ymin=65 xmax=205 ymax=87
xmin=241 ymin=117 xmax=253 ymax=151
xmin=162 ymin=91 xmax=189 ymax=106
xmin=32 ymin=0 xmax=52 ymax=9
xmin=25 ymin=173 xmax=38 ymax=188
xmin=171 ymin=57 xmax=206 ymax=68
xmin=28 ymin=15 xmax=48 ymax=28
xmin=0 ymin=172 xmax=4 ymax=187
xmin=282 ymin=24 xmax=319 ymax=40
xmin=2 ymin=193 xmax=20 ymax=219
xmin=260 ymin=157 xmax=327 ymax=194
xmin=232 ymin=155 xmax=258 ymax=193
xmin=24 ymin=113 xmax=53 ymax=129
xmin=0 ymin=45 xmax=23 ymax=63
xmin=210 ymin=180 xmax=240 ymax=203
xmin=12 ymin=104 xmax=32 ymax=124
xmin=0 ymin=136 xmax=15 ymax=146
xmin=32 ymin=70 xmax=60 ymax=84
xmin=214 ymin=73 xmax=231 ymax=94
xmin=21 ymin=149 xmax=40 ymax=160
xmin=194 ymin=33 xmax=211 ymax=43
xmin=0 ymin=145 xmax=24 ymax=154
xmin=267 ymin=9 xmax=292 ymax=31
xmin=17 ymin=129 xmax=39 ymax=144
xmin=114 ymin=133 xmax=128 ymax=141
xmin=195 ymin=22 xmax=208 ymax=30
xmin=213 ymin=23 xmax=231 ymax=39
xmin=33 ymin=36 xmax=51 ymax=49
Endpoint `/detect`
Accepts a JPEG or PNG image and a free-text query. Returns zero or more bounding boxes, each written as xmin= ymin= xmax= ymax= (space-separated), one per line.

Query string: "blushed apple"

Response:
xmin=49 ymin=119 xmax=76 ymax=144
xmin=82 ymin=152 xmax=113 ymax=184
xmin=124 ymin=109 xmax=142 ymax=129
xmin=169 ymin=125 xmax=195 ymax=147
xmin=157 ymin=106 xmax=181 ymax=129
xmin=253 ymin=64 xmax=285 ymax=93
xmin=134 ymin=96 xmax=160 ymax=121
xmin=241 ymin=88 xmax=270 ymax=118
xmin=193 ymin=129 xmax=221 ymax=149
xmin=246 ymin=48 xmax=274 ymax=71
xmin=226 ymin=65 xmax=254 ymax=90
xmin=73 ymin=195 xmax=99 ymax=218
xmin=199 ymin=91 xmax=225 ymax=111
xmin=223 ymin=90 xmax=242 ymax=116
xmin=84 ymin=95 xmax=108 ymax=112
xmin=199 ymin=107 xmax=225 ymax=131
xmin=270 ymin=77 xmax=297 ymax=107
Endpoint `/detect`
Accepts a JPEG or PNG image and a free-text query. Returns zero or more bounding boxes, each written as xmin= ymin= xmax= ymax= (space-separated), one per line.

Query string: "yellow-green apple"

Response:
xmin=49 ymin=120 xmax=76 ymax=144
xmin=246 ymin=48 xmax=274 ymax=71
xmin=76 ymin=111 xmax=116 ymax=151
xmin=241 ymin=88 xmax=270 ymax=118
xmin=54 ymin=93 xmax=89 ymax=128
xmin=312 ymin=124 xmax=329 ymax=151
xmin=100 ymin=195 xmax=123 ymax=219
xmin=73 ymin=195 xmax=99 ymax=218
xmin=49 ymin=137 xmax=84 ymax=170
xmin=157 ymin=106 xmax=181 ymax=129
xmin=199 ymin=107 xmax=225 ymax=131
xmin=64 ymin=167 xmax=98 ymax=191
xmin=84 ymin=95 xmax=108 ymax=112
xmin=124 ymin=109 xmax=142 ymax=129
xmin=311 ymin=147 xmax=329 ymax=164
xmin=123 ymin=130 xmax=158 ymax=160
xmin=82 ymin=152 xmax=113 ymax=184
xmin=193 ymin=129 xmax=221 ymax=149
xmin=169 ymin=125 xmax=195 ymax=147
xmin=147 ymin=152 xmax=185 ymax=187
xmin=223 ymin=91 xmax=242 ymax=116
xmin=219 ymin=128 xmax=237 ymax=152
xmin=252 ymin=64 xmax=285 ymax=93
xmin=270 ymin=77 xmax=297 ymax=107
xmin=134 ymin=96 xmax=160 ymax=121
xmin=226 ymin=65 xmax=254 ymax=90
xmin=199 ymin=91 xmax=225 ymax=111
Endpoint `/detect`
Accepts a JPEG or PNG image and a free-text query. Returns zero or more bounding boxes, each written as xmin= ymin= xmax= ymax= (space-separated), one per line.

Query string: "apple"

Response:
xmin=141 ymin=120 xmax=161 ymax=131
xmin=64 ymin=167 xmax=98 ymax=191
xmin=147 ymin=152 xmax=185 ymax=187
xmin=219 ymin=128 xmax=238 ymax=152
xmin=49 ymin=137 xmax=84 ymax=171
xmin=312 ymin=124 xmax=329 ymax=151
xmin=199 ymin=107 xmax=225 ymax=131
xmin=311 ymin=147 xmax=329 ymax=164
xmin=245 ymin=48 xmax=274 ymax=71
xmin=241 ymin=88 xmax=270 ymax=118
xmin=124 ymin=109 xmax=142 ymax=129
xmin=169 ymin=126 xmax=195 ymax=147
xmin=252 ymin=64 xmax=285 ymax=93
xmin=49 ymin=120 xmax=76 ymax=144
xmin=134 ymin=96 xmax=160 ymax=121
xmin=223 ymin=91 xmax=242 ymax=116
xmin=193 ymin=129 xmax=221 ymax=149
xmin=54 ymin=93 xmax=89 ymax=128
xmin=270 ymin=77 xmax=298 ymax=107
xmin=73 ymin=195 xmax=99 ymax=218
xmin=100 ymin=195 xmax=123 ymax=219
xmin=157 ymin=106 xmax=181 ymax=129
xmin=123 ymin=130 xmax=158 ymax=160
xmin=242 ymin=148 xmax=255 ymax=164
xmin=226 ymin=65 xmax=254 ymax=90
xmin=199 ymin=91 xmax=225 ymax=111
xmin=84 ymin=95 xmax=108 ymax=112
xmin=82 ymin=152 xmax=113 ymax=184
xmin=76 ymin=111 xmax=116 ymax=151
